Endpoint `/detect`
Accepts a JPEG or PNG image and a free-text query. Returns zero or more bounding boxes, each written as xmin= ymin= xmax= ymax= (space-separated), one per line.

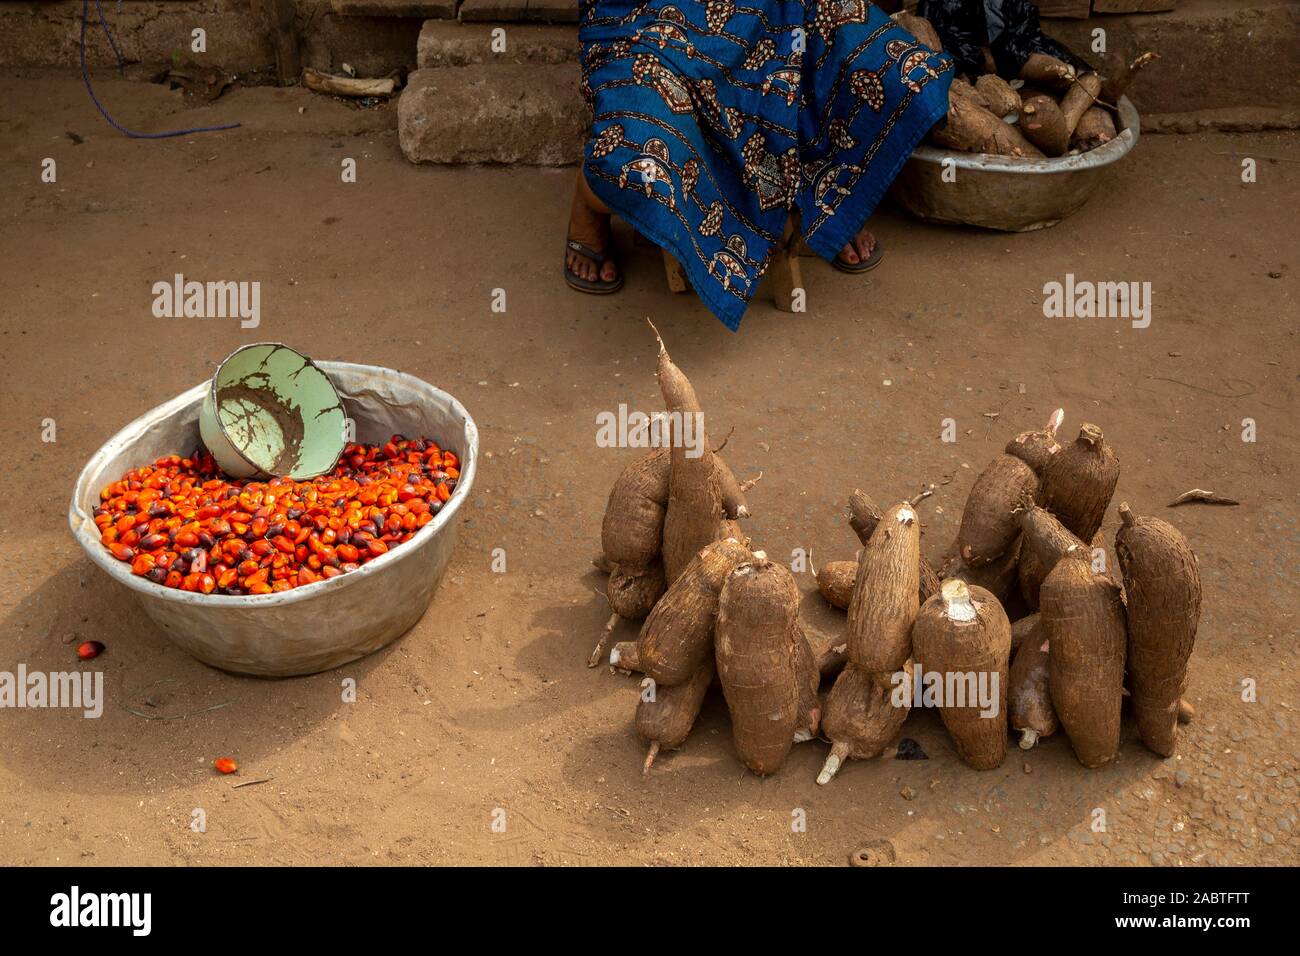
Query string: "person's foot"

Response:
xmin=837 ymin=228 xmax=877 ymax=267
xmin=566 ymin=173 xmax=619 ymax=285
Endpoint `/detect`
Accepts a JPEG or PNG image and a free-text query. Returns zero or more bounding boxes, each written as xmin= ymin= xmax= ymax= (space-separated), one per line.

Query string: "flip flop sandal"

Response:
xmin=831 ymin=239 xmax=885 ymax=275
xmin=564 ymin=239 xmax=624 ymax=294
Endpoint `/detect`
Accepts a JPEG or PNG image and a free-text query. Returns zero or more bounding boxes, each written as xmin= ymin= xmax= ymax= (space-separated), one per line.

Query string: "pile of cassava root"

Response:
xmin=592 ymin=331 xmax=1202 ymax=782
xmin=898 ymin=11 xmax=1157 ymax=159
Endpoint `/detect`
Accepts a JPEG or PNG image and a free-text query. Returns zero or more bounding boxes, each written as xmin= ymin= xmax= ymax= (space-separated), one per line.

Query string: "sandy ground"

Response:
xmin=0 ymin=72 xmax=1296 ymax=867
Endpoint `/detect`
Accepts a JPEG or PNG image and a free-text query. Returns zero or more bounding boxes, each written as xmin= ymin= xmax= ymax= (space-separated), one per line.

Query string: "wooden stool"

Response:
xmin=658 ymin=216 xmax=803 ymax=312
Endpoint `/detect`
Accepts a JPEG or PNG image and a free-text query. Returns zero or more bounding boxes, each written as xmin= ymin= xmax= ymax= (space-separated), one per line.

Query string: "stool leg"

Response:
xmin=771 ymin=216 xmax=803 ymax=313
xmin=662 ymin=248 xmax=688 ymax=293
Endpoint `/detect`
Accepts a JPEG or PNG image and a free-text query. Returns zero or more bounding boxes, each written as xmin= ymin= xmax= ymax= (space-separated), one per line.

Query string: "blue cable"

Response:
xmin=80 ymin=0 xmax=240 ymax=138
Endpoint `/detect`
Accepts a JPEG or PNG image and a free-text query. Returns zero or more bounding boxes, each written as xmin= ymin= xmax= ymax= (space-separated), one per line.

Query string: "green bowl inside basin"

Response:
xmin=199 ymin=343 xmax=346 ymax=480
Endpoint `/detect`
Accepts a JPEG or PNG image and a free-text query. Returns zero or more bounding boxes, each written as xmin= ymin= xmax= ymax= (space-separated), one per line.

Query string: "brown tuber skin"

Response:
xmin=715 ymin=559 xmax=802 ymax=775
xmin=932 ymin=90 xmax=1046 ymax=158
xmin=957 ymin=453 xmax=1037 ymax=567
xmin=817 ymin=662 xmax=913 ymax=785
xmin=848 ymin=490 xmax=940 ymax=601
xmin=653 ymin=323 xmax=733 ymax=584
xmin=793 ymin=624 xmax=823 ymax=741
xmin=1058 ymin=72 xmax=1103 ymax=145
xmin=1041 ymin=549 xmax=1127 ymax=768
xmin=1008 ymin=615 xmax=1057 ymax=750
xmin=1100 ymin=51 xmax=1157 ymax=104
xmin=1018 ymin=93 xmax=1069 ymax=156
xmin=1037 ymin=423 xmax=1120 ymax=544
xmin=609 ymin=640 xmax=641 ymax=672
xmin=635 ymin=537 xmax=752 ymax=686
xmin=636 ymin=662 xmax=714 ymax=774
xmin=975 ymin=74 xmax=1021 ymax=117
xmin=945 ymin=536 xmax=1022 ymax=606
xmin=1010 ymin=611 xmax=1040 ymax=656
xmin=895 ymin=12 xmax=942 ymax=53
xmin=912 ymin=580 xmax=1012 ymax=770
xmin=1115 ymin=502 xmax=1202 ymax=757
xmin=1072 ymin=106 xmax=1117 ymax=151
xmin=605 ymin=562 xmax=666 ymax=620
xmin=1004 ymin=408 xmax=1064 ymax=475
xmin=1019 ymin=53 xmax=1076 ymax=91
xmin=1018 ymin=505 xmax=1086 ymax=610
xmin=847 ymin=502 xmax=921 ymax=671
xmin=816 ymin=560 xmax=858 ymax=610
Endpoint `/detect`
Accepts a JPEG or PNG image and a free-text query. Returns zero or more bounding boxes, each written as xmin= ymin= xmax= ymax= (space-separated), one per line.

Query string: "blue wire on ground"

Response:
xmin=80 ymin=0 xmax=241 ymax=138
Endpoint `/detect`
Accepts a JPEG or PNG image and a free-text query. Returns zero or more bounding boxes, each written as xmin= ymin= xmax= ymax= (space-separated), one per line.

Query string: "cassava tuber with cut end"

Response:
xmin=635 ymin=537 xmax=752 ymax=687
xmin=715 ymin=559 xmax=802 ymax=775
xmin=1115 ymin=502 xmax=1202 ymax=757
xmin=1037 ymin=423 xmax=1120 ymax=544
xmin=1072 ymin=106 xmax=1116 ymax=151
xmin=1004 ymin=408 xmax=1064 ymax=475
xmin=848 ymin=490 xmax=940 ymax=601
xmin=895 ymin=12 xmax=942 ymax=53
xmin=975 ymin=74 xmax=1021 ymax=117
xmin=1041 ymin=548 xmax=1127 ymax=768
xmin=1007 ymin=615 xmax=1057 ymax=750
xmin=817 ymin=662 xmax=912 ymax=785
xmin=912 ymin=581 xmax=1012 ymax=770
xmin=816 ymin=559 xmax=858 ymax=610
xmin=1018 ymin=505 xmax=1087 ymax=610
xmin=1101 ymin=51 xmax=1157 ymax=105
xmin=847 ymin=502 xmax=921 ymax=671
xmin=1019 ymin=53 xmax=1076 ymax=90
xmin=609 ymin=640 xmax=641 ymax=672
xmin=956 ymin=450 xmax=1037 ymax=567
xmin=636 ymin=662 xmax=714 ymax=774
xmin=932 ymin=92 xmax=1046 ymax=158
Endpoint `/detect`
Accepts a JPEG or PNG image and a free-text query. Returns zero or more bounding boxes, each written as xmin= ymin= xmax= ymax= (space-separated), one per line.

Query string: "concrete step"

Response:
xmin=331 ymin=0 xmax=458 ymax=17
xmin=398 ymin=63 xmax=584 ymax=164
xmin=1044 ymin=0 xmax=1300 ymax=114
xmin=459 ymin=0 xmax=579 ymax=23
xmin=395 ymin=0 xmax=1298 ymax=166
xmin=417 ymin=20 xmax=578 ymax=68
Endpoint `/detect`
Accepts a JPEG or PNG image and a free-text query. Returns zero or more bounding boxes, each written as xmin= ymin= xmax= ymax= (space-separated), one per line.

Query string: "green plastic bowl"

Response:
xmin=199 ymin=343 xmax=346 ymax=480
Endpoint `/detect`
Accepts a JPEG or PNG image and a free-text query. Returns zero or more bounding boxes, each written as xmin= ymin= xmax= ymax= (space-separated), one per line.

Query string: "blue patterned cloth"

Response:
xmin=580 ymin=0 xmax=953 ymax=330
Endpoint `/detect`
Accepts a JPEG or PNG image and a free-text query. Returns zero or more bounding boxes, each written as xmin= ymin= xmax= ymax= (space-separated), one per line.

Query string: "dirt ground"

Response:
xmin=0 ymin=72 xmax=1295 ymax=867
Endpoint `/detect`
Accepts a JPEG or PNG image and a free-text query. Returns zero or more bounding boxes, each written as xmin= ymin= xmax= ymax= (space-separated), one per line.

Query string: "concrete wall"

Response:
xmin=0 ymin=0 xmax=420 ymax=76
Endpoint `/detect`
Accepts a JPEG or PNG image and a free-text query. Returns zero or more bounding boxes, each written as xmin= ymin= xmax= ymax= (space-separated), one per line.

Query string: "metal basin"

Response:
xmin=68 ymin=362 xmax=479 ymax=678
xmin=891 ymin=96 xmax=1140 ymax=232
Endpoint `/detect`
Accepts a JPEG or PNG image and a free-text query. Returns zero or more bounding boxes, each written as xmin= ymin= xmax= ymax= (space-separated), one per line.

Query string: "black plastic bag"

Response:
xmin=916 ymin=0 xmax=1091 ymax=79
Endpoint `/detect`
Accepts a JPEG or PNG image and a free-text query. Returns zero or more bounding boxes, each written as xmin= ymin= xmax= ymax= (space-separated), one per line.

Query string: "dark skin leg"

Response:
xmin=837 ymin=228 xmax=877 ymax=266
xmin=566 ymin=168 xmax=619 ymax=284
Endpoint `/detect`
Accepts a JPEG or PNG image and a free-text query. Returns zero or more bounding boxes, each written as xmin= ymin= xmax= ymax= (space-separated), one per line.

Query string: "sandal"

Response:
xmin=564 ymin=239 xmax=624 ymax=294
xmin=831 ymin=239 xmax=885 ymax=275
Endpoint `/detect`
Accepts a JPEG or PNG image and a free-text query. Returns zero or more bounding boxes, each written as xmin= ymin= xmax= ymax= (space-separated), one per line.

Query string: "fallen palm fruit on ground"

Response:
xmin=94 ymin=436 xmax=459 ymax=595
